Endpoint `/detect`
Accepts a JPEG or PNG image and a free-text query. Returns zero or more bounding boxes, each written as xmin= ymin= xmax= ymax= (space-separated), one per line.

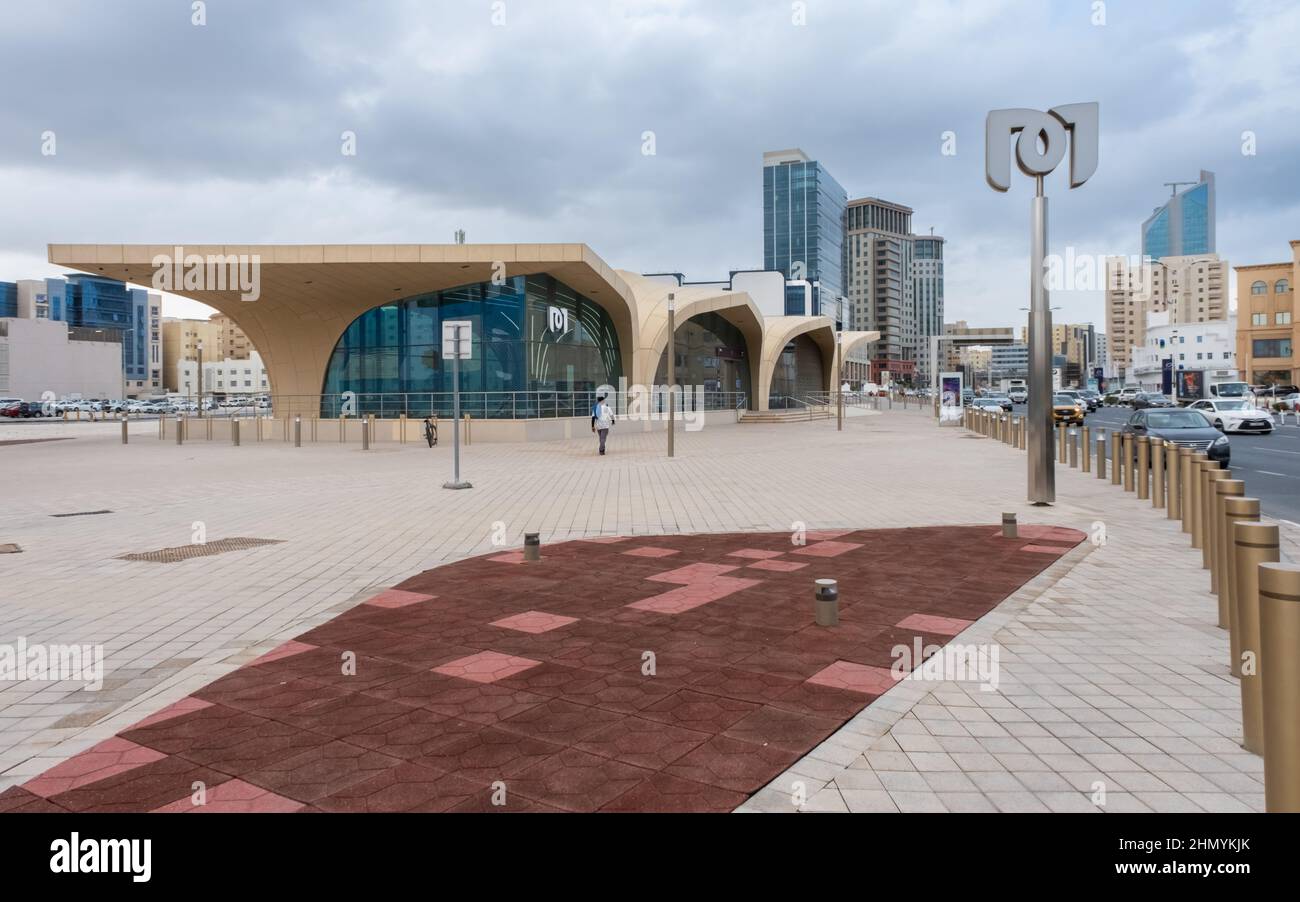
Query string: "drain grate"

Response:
xmin=51 ymin=510 xmax=113 ymax=518
xmin=118 ymin=537 xmax=284 ymax=563
xmin=0 ymin=543 xmax=20 ymax=554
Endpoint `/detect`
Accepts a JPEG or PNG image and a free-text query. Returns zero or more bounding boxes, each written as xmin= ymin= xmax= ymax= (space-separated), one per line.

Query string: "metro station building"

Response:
xmin=49 ymin=244 xmax=878 ymax=424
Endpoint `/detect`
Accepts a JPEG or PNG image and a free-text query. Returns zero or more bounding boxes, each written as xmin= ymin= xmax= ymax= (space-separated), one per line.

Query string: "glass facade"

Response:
xmin=0 ymin=282 xmax=16 ymax=318
xmin=1141 ymin=172 xmax=1214 ymax=259
xmin=653 ymin=312 xmax=751 ymax=400
xmin=764 ymin=159 xmax=846 ymax=299
xmin=322 ymin=274 xmax=623 ymax=416
xmin=1252 ymin=338 xmax=1292 ymax=359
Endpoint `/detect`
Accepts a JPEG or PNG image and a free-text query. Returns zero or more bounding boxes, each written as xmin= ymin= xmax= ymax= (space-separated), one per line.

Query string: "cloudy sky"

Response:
xmin=1 ymin=0 xmax=1297 ymax=330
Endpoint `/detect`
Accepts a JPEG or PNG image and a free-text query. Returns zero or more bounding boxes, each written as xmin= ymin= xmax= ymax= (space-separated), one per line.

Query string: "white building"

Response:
xmin=1129 ymin=311 xmax=1237 ymax=392
xmin=0 ymin=318 xmax=124 ymax=401
xmin=176 ymin=351 xmax=269 ymax=399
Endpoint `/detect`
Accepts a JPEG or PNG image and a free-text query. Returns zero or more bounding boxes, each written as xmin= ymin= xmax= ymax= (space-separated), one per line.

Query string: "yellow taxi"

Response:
xmin=1052 ymin=393 xmax=1085 ymax=426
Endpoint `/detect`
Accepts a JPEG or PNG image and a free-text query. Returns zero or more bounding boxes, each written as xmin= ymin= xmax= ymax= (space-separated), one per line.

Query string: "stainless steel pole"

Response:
xmin=1028 ymin=179 xmax=1054 ymax=504
xmin=667 ymin=296 xmax=676 ymax=458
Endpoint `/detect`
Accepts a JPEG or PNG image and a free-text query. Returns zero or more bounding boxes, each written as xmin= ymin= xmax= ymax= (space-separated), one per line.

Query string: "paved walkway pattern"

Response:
xmin=0 ymin=408 xmax=1275 ymax=811
xmin=0 ymin=526 xmax=1078 ymax=812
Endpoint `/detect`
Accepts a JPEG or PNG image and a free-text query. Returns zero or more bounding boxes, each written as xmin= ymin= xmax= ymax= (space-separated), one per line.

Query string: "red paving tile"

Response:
xmin=151 ymin=778 xmax=306 ymax=813
xmin=21 ymin=524 xmax=1080 ymax=812
xmin=432 ymin=651 xmax=542 ymax=684
xmin=622 ymin=546 xmax=680 ymax=558
xmin=896 ymin=612 xmax=974 ymax=635
xmin=489 ymin=611 xmax=579 ymax=634
xmin=365 ymin=588 xmax=437 ymax=609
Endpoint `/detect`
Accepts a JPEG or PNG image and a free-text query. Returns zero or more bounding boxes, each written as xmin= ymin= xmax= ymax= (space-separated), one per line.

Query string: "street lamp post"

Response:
xmin=667 ymin=293 xmax=676 ymax=458
xmin=986 ymin=103 xmax=1099 ymax=505
xmin=836 ymin=331 xmax=844 ymax=431
xmin=196 ymin=340 xmax=204 ymax=418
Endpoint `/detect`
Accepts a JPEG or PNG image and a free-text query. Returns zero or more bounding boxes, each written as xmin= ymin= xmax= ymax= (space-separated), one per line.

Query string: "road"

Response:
xmin=1009 ymin=403 xmax=1300 ymax=525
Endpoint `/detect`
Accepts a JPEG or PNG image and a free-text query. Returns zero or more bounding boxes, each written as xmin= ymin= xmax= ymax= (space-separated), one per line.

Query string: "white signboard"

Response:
xmin=441 ymin=321 xmax=473 ymax=359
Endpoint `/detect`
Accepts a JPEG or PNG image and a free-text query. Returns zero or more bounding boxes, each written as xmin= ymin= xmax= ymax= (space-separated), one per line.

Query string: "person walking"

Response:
xmin=591 ymin=394 xmax=615 ymax=456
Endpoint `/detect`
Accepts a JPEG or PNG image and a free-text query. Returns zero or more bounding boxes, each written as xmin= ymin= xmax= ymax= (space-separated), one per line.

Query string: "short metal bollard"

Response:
xmin=1058 ymin=424 xmax=1067 ymax=464
xmin=1110 ymin=432 xmax=1121 ymax=486
xmin=1095 ymin=434 xmax=1107 ymax=479
xmin=1186 ymin=453 xmax=1208 ymax=542
xmin=232 ymin=418 xmax=241 ymax=446
xmin=1236 ymin=520 xmax=1277 ymax=755
xmin=1068 ymin=429 xmax=1079 ymax=468
xmin=1136 ymin=436 xmax=1150 ymax=499
xmin=361 ymin=417 xmax=370 ymax=451
xmin=1199 ymin=463 xmax=1227 ymax=557
xmin=814 ymin=579 xmax=839 ymax=627
xmin=294 ymin=415 xmax=302 ymax=448
xmin=524 ymin=532 xmax=541 ymax=562
xmin=1223 ymin=496 xmax=1261 ymax=679
xmin=121 ymin=413 xmax=128 ymax=445
xmin=1122 ymin=433 xmax=1135 ymax=492
xmin=1212 ymin=479 xmax=1245 ymax=608
xmin=1081 ymin=426 xmax=1091 ymax=473
xmin=1151 ymin=438 xmax=1165 ymax=509
xmin=1258 ymin=562 xmax=1300 ymax=811
xmin=1001 ymin=512 xmax=1017 ymax=538
xmin=175 ymin=414 xmax=183 ymax=446
xmin=1166 ymin=443 xmax=1181 ymax=520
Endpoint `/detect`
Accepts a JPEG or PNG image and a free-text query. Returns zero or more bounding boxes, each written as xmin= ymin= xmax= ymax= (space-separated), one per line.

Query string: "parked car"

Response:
xmin=1131 ymin=392 xmax=1176 ymax=410
xmin=970 ymin=397 xmax=1004 ymax=413
xmin=1123 ymin=408 xmax=1229 ymax=467
xmin=1116 ymin=388 xmax=1141 ymax=405
xmin=0 ymin=400 xmax=22 ymax=417
xmin=1277 ymin=393 xmax=1300 ymax=412
xmin=1252 ymin=384 xmax=1300 ymax=403
xmin=1051 ymin=393 xmax=1085 ymax=426
xmin=1186 ymin=399 xmax=1274 ymax=434
xmin=986 ymin=393 xmax=1013 ymax=411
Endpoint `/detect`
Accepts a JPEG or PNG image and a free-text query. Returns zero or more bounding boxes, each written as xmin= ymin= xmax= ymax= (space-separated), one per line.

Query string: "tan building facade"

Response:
xmin=161 ymin=314 xmax=255 ymax=391
xmin=49 ymin=244 xmax=878 ymax=414
xmin=1105 ymin=253 xmax=1228 ymax=380
xmin=1234 ymin=241 xmax=1299 ymax=388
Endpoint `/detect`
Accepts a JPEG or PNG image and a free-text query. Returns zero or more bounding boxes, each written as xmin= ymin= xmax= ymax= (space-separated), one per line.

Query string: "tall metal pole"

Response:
xmin=1028 ymin=175 xmax=1055 ymax=504
xmin=667 ymin=293 xmax=676 ymax=458
xmin=443 ymin=323 xmax=472 ymax=490
xmin=836 ymin=331 xmax=844 ymax=431
xmin=196 ymin=341 xmax=204 ymax=418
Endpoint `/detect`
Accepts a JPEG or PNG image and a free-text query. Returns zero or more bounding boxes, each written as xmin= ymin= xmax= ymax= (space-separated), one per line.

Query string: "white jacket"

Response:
xmin=593 ymin=403 xmax=615 ymax=429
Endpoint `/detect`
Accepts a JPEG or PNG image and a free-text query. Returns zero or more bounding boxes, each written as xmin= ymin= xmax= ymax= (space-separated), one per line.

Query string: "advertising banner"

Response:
xmin=939 ymin=371 xmax=963 ymax=425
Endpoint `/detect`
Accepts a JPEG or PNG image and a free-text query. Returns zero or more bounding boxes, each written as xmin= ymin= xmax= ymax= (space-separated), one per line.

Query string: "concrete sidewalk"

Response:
xmin=0 ymin=407 xmax=1273 ymax=810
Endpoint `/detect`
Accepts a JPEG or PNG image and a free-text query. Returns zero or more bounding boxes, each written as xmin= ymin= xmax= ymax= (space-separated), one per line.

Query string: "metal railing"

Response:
xmin=283 ymin=390 xmax=748 ymax=420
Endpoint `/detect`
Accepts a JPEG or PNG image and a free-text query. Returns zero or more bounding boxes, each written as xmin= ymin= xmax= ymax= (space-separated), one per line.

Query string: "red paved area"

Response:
xmin=2 ymin=525 xmax=1083 ymax=813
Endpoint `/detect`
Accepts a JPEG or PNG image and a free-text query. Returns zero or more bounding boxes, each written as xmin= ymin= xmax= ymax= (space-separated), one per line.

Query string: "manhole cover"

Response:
xmin=51 ymin=510 xmax=113 ymax=518
xmin=118 ymin=537 xmax=284 ymax=563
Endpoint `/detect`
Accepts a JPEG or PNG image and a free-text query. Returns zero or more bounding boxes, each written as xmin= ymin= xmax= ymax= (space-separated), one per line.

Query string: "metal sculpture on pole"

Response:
xmin=985 ymin=102 xmax=1098 ymax=505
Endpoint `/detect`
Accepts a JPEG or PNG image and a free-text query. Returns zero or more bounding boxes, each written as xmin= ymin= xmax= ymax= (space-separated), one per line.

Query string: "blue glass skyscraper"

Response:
xmin=762 ymin=149 xmax=846 ymax=300
xmin=1141 ymin=170 xmax=1215 ymax=259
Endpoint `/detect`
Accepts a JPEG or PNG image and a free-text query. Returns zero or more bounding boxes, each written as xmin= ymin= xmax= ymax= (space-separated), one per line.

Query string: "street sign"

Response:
xmin=442 ymin=321 xmax=473 ymax=359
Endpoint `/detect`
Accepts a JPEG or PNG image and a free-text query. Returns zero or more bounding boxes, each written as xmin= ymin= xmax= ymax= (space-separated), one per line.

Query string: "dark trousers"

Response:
xmin=598 ymin=428 xmax=609 ymax=453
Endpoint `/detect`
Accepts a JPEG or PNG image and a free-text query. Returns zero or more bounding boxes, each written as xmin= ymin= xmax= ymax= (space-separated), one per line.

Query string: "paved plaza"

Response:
xmin=0 ymin=407 xmax=1278 ymax=812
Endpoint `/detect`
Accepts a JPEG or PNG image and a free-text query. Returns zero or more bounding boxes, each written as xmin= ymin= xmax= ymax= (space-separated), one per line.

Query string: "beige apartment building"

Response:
xmin=161 ymin=313 xmax=254 ymax=391
xmin=1235 ymin=241 xmax=1299 ymax=388
xmin=1105 ymin=253 xmax=1228 ymax=380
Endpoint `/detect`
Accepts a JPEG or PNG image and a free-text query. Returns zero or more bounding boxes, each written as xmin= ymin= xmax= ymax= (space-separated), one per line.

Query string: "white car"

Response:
xmin=1187 ymin=399 xmax=1274 ymax=434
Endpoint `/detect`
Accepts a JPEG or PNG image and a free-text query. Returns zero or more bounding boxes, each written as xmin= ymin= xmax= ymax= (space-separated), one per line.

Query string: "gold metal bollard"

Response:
xmin=1068 ymin=429 xmax=1079 ymax=468
xmin=1166 ymin=442 xmax=1180 ymax=519
xmin=1236 ymin=521 xmax=1277 ymax=755
xmin=1187 ymin=454 xmax=1208 ymax=543
xmin=1258 ymin=563 xmax=1300 ymax=811
xmin=1058 ymin=423 xmax=1067 ymax=464
xmin=1212 ymin=478 xmax=1244 ymax=601
xmin=1199 ymin=462 xmax=1227 ymax=557
xmin=1151 ymin=438 xmax=1164 ymax=509
xmin=1122 ymin=433 xmax=1135 ymax=492
xmin=1196 ymin=465 xmax=1216 ymax=558
xmin=1136 ymin=436 xmax=1150 ymax=499
xmin=1224 ymin=497 xmax=1261 ymax=678
xmin=1095 ymin=434 xmax=1107 ymax=479
xmin=1081 ymin=426 xmax=1091 ymax=473
xmin=1110 ymin=432 xmax=1122 ymax=485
